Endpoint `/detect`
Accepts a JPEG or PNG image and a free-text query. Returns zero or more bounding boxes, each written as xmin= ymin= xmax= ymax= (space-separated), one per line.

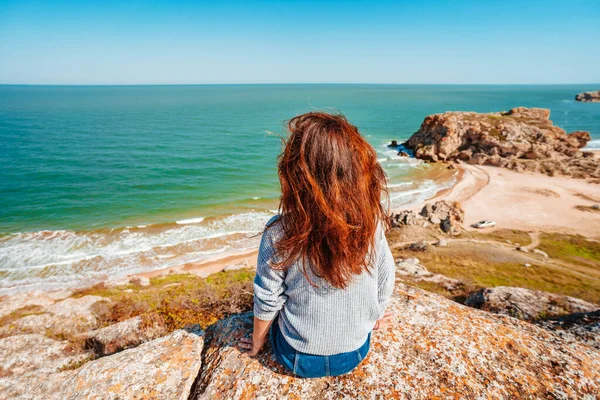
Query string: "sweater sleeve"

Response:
xmin=376 ymin=223 xmax=396 ymax=318
xmin=253 ymin=221 xmax=287 ymax=321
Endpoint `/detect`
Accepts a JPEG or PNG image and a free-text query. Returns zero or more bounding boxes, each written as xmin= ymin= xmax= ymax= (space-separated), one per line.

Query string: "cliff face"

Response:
xmin=404 ymin=107 xmax=599 ymax=178
xmin=11 ymin=283 xmax=600 ymax=399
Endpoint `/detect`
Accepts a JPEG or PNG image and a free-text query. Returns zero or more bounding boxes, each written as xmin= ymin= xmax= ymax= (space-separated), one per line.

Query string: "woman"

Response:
xmin=238 ymin=112 xmax=396 ymax=378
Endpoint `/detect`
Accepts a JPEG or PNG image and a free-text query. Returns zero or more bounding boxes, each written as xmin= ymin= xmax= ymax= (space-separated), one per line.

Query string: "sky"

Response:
xmin=0 ymin=0 xmax=599 ymax=85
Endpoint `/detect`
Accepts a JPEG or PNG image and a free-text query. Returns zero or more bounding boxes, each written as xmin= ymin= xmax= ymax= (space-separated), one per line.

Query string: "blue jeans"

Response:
xmin=270 ymin=316 xmax=371 ymax=378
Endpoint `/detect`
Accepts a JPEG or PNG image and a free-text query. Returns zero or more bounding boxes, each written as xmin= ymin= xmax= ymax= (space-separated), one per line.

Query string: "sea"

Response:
xmin=1 ymin=84 xmax=599 ymax=294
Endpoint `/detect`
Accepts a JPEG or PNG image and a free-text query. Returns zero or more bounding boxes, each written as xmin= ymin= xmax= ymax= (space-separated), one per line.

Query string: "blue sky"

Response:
xmin=1 ymin=0 xmax=599 ymax=84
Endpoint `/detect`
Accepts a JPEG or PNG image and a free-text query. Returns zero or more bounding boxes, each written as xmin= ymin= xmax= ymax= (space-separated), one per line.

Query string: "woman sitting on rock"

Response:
xmin=238 ymin=112 xmax=396 ymax=378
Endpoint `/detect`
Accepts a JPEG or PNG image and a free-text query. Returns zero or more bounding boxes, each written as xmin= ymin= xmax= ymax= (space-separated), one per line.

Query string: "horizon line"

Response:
xmin=1 ymin=82 xmax=599 ymax=87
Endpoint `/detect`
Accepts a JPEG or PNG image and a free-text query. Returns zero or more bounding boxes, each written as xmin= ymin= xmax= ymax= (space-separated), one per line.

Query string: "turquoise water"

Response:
xmin=1 ymin=84 xmax=599 ymax=293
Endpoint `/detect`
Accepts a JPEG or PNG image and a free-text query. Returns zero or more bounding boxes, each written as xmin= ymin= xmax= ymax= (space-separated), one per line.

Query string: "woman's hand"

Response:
xmin=373 ymin=311 xmax=395 ymax=331
xmin=238 ymin=335 xmax=267 ymax=357
xmin=238 ymin=316 xmax=273 ymax=357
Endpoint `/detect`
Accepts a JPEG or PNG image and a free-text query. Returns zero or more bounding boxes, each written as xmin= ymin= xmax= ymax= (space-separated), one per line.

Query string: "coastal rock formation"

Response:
xmin=465 ymin=286 xmax=599 ymax=321
xmin=4 ymin=284 xmax=600 ymax=399
xmin=391 ymin=200 xmax=464 ymax=234
xmin=575 ymin=90 xmax=600 ymax=102
xmin=404 ymin=107 xmax=599 ymax=178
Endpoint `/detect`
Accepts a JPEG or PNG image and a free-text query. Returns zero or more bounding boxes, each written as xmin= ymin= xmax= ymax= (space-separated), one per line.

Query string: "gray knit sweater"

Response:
xmin=253 ymin=215 xmax=396 ymax=356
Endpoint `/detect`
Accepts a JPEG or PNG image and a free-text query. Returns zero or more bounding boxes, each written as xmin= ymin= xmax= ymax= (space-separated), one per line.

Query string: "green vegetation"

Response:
xmin=538 ymin=233 xmax=600 ymax=270
xmin=463 ymin=228 xmax=532 ymax=246
xmin=393 ymin=231 xmax=600 ymax=304
xmin=74 ymin=269 xmax=255 ymax=333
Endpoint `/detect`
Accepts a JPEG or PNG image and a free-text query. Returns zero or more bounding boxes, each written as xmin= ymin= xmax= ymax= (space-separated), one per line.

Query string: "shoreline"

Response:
xmin=3 ymin=154 xmax=600 ymax=298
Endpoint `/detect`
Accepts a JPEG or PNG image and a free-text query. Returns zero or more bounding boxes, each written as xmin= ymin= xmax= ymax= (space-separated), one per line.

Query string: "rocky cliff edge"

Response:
xmin=7 ymin=283 xmax=599 ymax=400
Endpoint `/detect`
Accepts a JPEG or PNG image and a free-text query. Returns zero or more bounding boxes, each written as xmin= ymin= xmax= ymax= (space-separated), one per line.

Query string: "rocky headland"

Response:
xmin=403 ymin=107 xmax=599 ymax=179
xmin=575 ymin=90 xmax=600 ymax=102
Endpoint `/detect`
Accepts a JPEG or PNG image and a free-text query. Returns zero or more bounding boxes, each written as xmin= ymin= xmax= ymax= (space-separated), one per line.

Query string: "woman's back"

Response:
xmin=254 ymin=214 xmax=395 ymax=355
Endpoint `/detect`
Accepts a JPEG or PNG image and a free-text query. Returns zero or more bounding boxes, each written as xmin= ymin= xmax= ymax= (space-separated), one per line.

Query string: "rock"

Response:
xmin=390 ymin=140 xmax=398 ymax=147
xmin=403 ymin=107 xmax=599 ymax=179
xmin=408 ymin=241 xmax=429 ymax=252
xmin=0 ymin=295 xmax=110 ymax=337
xmin=426 ymin=274 xmax=462 ymax=291
xmin=0 ymin=289 xmax=72 ymax=319
xmin=130 ymin=276 xmax=150 ymax=287
xmin=0 ymin=334 xmax=91 ymax=377
xmin=404 ymin=257 xmax=420 ymax=265
xmin=397 ymin=151 xmax=409 ymax=157
xmin=592 ymin=204 xmax=600 ymax=210
xmin=534 ymin=310 xmax=600 ymax=350
xmin=77 ymin=316 xmax=167 ymax=357
xmin=105 ymin=276 xmax=132 ymax=288
xmin=420 ymin=200 xmax=464 ymax=235
xmin=5 ymin=327 xmax=205 ymax=400
xmin=189 ymin=284 xmax=600 ymax=399
xmin=396 ymin=260 xmax=432 ymax=277
xmin=575 ymin=90 xmax=600 ymax=102
xmin=516 ymin=246 xmax=529 ymax=253
xmin=434 ymin=239 xmax=448 ymax=247
xmin=391 ymin=210 xmax=422 ymax=227
xmin=532 ymin=249 xmax=549 ymax=258
xmin=524 ymin=263 xmax=531 ymax=267
xmin=464 ymin=286 xmax=599 ymax=321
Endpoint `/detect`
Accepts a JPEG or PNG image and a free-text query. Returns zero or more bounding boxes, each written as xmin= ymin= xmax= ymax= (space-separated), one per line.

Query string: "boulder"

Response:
xmin=465 ymin=286 xmax=599 ymax=321
xmin=392 ymin=201 xmax=464 ymax=235
xmin=77 ymin=316 xmax=167 ymax=357
xmin=3 ymin=327 xmax=205 ymax=400
xmin=190 ymin=284 xmax=600 ymax=399
xmin=396 ymin=260 xmax=432 ymax=277
xmin=404 ymin=107 xmax=599 ymax=178
xmin=575 ymin=90 xmax=600 ymax=102
xmin=535 ymin=310 xmax=600 ymax=350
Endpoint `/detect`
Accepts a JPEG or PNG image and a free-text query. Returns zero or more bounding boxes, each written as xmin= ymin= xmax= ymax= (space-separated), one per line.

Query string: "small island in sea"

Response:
xmin=575 ymin=90 xmax=600 ymax=102
xmin=2 ymin=103 xmax=599 ymax=399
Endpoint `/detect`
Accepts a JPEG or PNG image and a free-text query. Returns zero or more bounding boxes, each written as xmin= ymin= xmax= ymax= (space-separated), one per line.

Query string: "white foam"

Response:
xmin=584 ymin=139 xmax=600 ymax=149
xmin=0 ymin=209 xmax=278 ymax=295
xmin=387 ymin=181 xmax=414 ymax=188
xmin=175 ymin=217 xmax=205 ymax=225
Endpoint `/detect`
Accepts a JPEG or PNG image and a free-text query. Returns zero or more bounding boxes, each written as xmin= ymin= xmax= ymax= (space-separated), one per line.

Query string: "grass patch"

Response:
xmin=83 ymin=269 xmax=255 ymax=334
xmin=538 ymin=233 xmax=600 ymax=270
xmin=463 ymin=228 xmax=531 ymax=246
xmin=394 ymin=240 xmax=600 ymax=304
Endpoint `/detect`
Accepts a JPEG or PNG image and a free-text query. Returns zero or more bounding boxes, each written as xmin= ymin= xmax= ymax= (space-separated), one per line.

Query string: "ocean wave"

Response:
xmin=0 ymin=210 xmax=276 ymax=295
xmin=175 ymin=217 xmax=205 ymax=225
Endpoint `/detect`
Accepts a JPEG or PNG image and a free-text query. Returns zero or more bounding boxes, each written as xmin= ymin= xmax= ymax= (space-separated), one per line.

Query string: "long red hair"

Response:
xmin=269 ymin=112 xmax=390 ymax=288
